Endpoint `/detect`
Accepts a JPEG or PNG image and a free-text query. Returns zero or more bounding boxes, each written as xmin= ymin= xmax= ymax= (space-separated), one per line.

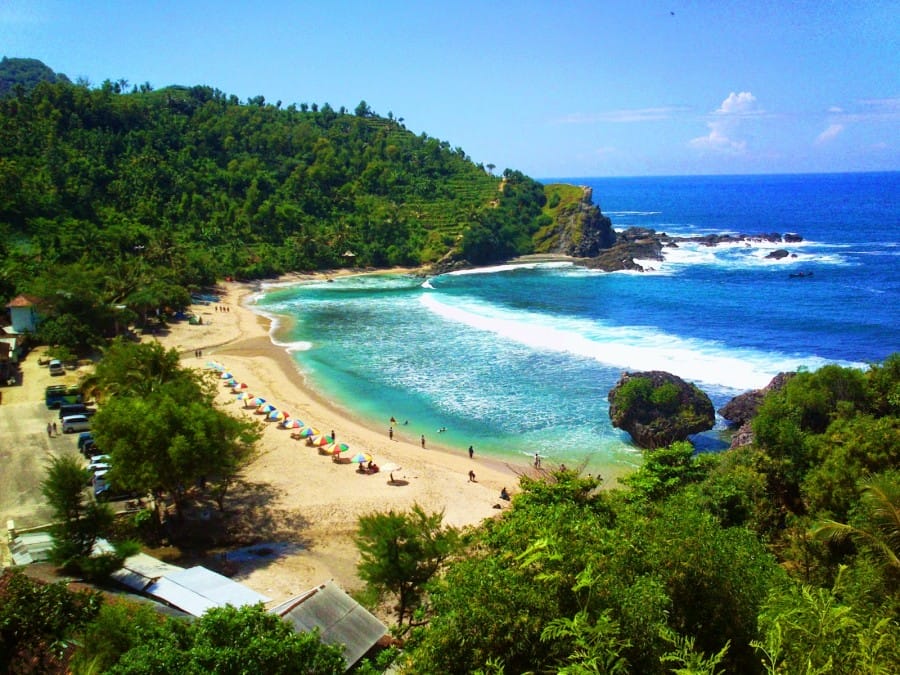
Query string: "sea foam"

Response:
xmin=419 ymin=292 xmax=843 ymax=392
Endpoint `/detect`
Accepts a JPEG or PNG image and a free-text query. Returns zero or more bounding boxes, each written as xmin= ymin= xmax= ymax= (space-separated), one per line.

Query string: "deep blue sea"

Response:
xmin=253 ymin=173 xmax=899 ymax=475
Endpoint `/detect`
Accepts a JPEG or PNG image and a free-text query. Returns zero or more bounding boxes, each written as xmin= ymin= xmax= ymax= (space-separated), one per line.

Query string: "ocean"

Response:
xmin=253 ymin=173 xmax=899 ymax=476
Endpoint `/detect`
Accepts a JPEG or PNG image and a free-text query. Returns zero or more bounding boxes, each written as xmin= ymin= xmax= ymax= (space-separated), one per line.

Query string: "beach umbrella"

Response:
xmin=380 ymin=462 xmax=401 ymax=473
xmin=220 ymin=371 xmax=233 ymax=380
xmin=296 ymin=426 xmax=319 ymax=438
xmin=348 ymin=451 xmax=372 ymax=463
xmin=330 ymin=442 xmax=351 ymax=455
xmin=283 ymin=418 xmax=303 ymax=429
xmin=310 ymin=434 xmax=333 ymax=447
xmin=206 ymin=361 xmax=225 ymax=371
xmin=256 ymin=403 xmax=276 ymax=414
xmin=235 ymin=391 xmax=253 ymax=400
xmin=251 ymin=397 xmax=266 ymax=406
xmin=223 ymin=377 xmax=237 ymax=387
xmin=231 ymin=382 xmax=248 ymax=390
xmin=267 ymin=409 xmax=285 ymax=421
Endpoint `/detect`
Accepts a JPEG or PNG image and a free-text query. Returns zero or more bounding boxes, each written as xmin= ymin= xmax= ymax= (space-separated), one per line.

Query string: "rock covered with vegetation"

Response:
xmin=608 ymin=370 xmax=715 ymax=448
xmin=533 ymin=184 xmax=615 ymax=257
xmin=719 ymin=371 xmax=795 ymax=447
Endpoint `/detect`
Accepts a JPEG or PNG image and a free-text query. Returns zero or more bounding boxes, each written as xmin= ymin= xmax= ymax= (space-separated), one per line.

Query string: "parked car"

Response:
xmin=77 ymin=432 xmax=94 ymax=451
xmin=48 ymin=359 xmax=64 ymax=376
xmin=87 ymin=457 xmax=111 ymax=473
xmin=58 ymin=403 xmax=93 ymax=420
xmin=61 ymin=414 xmax=91 ymax=433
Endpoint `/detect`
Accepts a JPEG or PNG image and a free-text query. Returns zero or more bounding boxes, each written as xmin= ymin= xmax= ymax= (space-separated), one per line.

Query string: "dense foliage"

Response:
xmin=0 ymin=68 xmax=549 ymax=351
xmin=0 ymin=570 xmax=101 ymax=672
xmin=86 ymin=340 xmax=261 ymax=525
xmin=389 ymin=356 xmax=900 ymax=673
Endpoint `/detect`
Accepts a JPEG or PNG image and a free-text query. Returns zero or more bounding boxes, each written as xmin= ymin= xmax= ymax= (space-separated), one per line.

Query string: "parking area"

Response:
xmin=0 ymin=352 xmax=88 ymax=547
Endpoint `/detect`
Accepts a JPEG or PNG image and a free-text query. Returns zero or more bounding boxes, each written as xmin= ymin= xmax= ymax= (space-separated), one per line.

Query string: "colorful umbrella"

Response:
xmin=231 ymin=382 xmax=248 ymax=390
xmin=296 ymin=426 xmax=319 ymax=438
xmin=256 ymin=403 xmax=276 ymax=414
xmin=235 ymin=391 xmax=253 ymax=400
xmin=223 ymin=378 xmax=237 ymax=387
xmin=349 ymin=451 xmax=372 ymax=463
xmin=267 ymin=409 xmax=284 ymax=421
xmin=220 ymin=371 xmax=233 ymax=379
xmin=206 ymin=361 xmax=225 ymax=371
xmin=310 ymin=434 xmax=333 ymax=447
xmin=330 ymin=442 xmax=351 ymax=454
xmin=282 ymin=418 xmax=303 ymax=429
xmin=251 ymin=397 xmax=266 ymax=406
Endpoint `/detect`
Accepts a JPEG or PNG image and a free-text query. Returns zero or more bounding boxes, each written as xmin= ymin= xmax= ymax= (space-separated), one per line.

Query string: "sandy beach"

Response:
xmin=156 ymin=274 xmax=527 ymax=604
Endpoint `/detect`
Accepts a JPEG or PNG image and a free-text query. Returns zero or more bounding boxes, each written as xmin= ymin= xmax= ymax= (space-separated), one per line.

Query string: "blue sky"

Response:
xmin=2 ymin=1 xmax=897 ymax=177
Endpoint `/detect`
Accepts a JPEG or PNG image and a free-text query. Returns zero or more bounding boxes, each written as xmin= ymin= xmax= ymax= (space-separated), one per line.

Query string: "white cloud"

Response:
xmin=555 ymin=106 xmax=690 ymax=124
xmin=690 ymin=91 xmax=760 ymax=153
xmin=815 ymin=123 xmax=844 ymax=145
xmin=715 ymin=91 xmax=760 ymax=116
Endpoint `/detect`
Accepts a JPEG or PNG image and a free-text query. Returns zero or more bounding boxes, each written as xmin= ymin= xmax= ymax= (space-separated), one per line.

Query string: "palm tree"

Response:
xmin=812 ymin=472 xmax=900 ymax=573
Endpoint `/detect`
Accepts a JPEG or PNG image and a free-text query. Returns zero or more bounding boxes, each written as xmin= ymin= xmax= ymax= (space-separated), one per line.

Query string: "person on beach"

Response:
xmin=47 ymin=422 xmax=52 ymax=437
xmin=468 ymin=470 xmax=476 ymax=482
xmin=331 ymin=430 xmax=335 ymax=441
xmin=390 ymin=416 xmax=397 ymax=424
xmin=468 ymin=445 xmax=474 ymax=459
xmin=52 ymin=422 xmax=57 ymax=436
xmin=534 ymin=452 xmax=541 ymax=468
xmin=389 ymin=426 xmax=393 ymax=440
xmin=421 ymin=434 xmax=426 ymax=448
xmin=500 ymin=487 xmax=510 ymax=501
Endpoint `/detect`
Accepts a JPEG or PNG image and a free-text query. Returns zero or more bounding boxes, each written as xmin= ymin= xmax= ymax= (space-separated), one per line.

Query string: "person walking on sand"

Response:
xmin=52 ymin=422 xmax=57 ymax=436
xmin=47 ymin=422 xmax=52 ymax=437
xmin=468 ymin=445 xmax=474 ymax=459
xmin=534 ymin=452 xmax=541 ymax=468
xmin=468 ymin=470 xmax=476 ymax=482
xmin=421 ymin=434 xmax=426 ymax=448
xmin=389 ymin=426 xmax=393 ymax=440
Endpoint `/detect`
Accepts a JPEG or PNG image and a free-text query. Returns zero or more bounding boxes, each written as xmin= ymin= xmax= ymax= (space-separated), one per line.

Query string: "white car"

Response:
xmin=61 ymin=414 xmax=91 ymax=433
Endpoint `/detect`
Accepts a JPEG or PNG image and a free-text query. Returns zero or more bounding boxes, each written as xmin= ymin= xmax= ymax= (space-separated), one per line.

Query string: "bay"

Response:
xmin=253 ymin=172 xmax=899 ymax=475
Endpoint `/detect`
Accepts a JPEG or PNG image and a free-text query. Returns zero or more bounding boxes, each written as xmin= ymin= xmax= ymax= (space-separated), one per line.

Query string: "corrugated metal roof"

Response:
xmin=9 ymin=532 xmax=54 ymax=565
xmin=145 ymin=566 xmax=269 ymax=617
xmin=273 ymin=580 xmax=387 ymax=670
xmin=110 ymin=552 xmax=183 ymax=592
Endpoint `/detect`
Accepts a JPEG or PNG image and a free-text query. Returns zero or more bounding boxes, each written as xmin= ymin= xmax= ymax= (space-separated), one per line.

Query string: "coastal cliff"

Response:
xmin=535 ymin=185 xmax=616 ymax=257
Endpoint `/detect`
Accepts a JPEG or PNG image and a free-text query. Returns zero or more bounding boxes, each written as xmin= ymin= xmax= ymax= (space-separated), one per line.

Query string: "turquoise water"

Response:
xmin=252 ymin=173 xmax=899 ymax=474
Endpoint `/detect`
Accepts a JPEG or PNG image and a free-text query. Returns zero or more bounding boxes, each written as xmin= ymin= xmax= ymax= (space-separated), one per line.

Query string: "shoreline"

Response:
xmin=157 ymin=272 xmax=533 ymax=602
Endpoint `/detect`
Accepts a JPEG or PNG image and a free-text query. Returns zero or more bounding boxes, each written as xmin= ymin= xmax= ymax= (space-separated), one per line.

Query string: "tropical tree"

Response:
xmin=106 ymin=604 xmax=345 ymax=674
xmin=91 ymin=378 xmax=260 ymax=520
xmin=0 ymin=569 xmax=101 ymax=672
xmin=41 ymin=454 xmax=115 ymax=573
xmin=812 ymin=471 xmax=900 ymax=577
xmin=356 ymin=504 xmax=458 ymax=629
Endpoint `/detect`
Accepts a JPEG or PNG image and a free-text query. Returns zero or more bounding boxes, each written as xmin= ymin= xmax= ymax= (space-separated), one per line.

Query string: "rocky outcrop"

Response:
xmin=584 ymin=228 xmax=664 ymax=272
xmin=608 ymin=371 xmax=715 ymax=449
xmin=718 ymin=372 xmax=796 ymax=448
xmin=541 ymin=187 xmax=616 ymax=258
xmin=585 ymin=228 xmax=805 ymax=272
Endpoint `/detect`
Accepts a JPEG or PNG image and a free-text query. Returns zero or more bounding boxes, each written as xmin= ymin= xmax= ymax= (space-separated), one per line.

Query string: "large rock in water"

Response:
xmin=718 ymin=372 xmax=796 ymax=448
xmin=608 ymin=371 xmax=715 ymax=449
